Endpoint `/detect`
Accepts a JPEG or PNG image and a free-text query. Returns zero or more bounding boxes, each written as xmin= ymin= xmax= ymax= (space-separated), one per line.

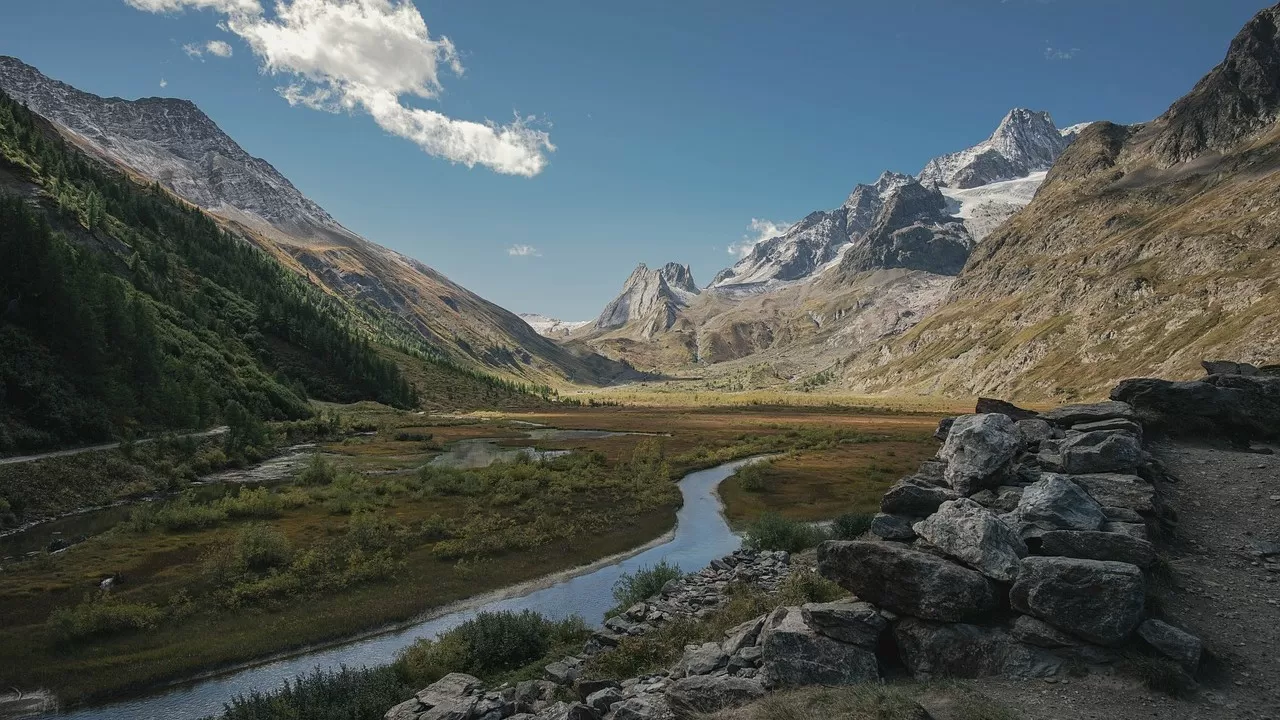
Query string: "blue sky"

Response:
xmin=1 ymin=0 xmax=1271 ymax=319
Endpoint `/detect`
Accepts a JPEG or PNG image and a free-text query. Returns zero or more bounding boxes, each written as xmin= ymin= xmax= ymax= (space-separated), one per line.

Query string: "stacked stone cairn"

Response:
xmin=388 ymin=399 xmax=1208 ymax=720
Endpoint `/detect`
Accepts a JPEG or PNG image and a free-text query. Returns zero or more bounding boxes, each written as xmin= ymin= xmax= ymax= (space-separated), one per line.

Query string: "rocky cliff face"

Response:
xmin=837 ymin=181 xmax=973 ymax=277
xmin=0 ymin=56 xmax=633 ymax=386
xmin=593 ymin=262 xmax=701 ymax=337
xmin=840 ymin=3 xmax=1280 ymax=400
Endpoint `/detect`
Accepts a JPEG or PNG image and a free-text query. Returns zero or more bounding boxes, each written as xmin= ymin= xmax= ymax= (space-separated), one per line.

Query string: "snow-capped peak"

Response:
xmin=918 ymin=108 xmax=1073 ymax=189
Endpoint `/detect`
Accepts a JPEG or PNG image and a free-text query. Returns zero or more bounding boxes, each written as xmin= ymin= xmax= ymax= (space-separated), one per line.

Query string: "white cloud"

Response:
xmin=727 ymin=218 xmax=792 ymax=258
xmin=183 ymin=42 xmax=204 ymax=58
xmin=507 ymin=244 xmax=540 ymax=257
xmin=128 ymin=0 xmax=554 ymax=176
xmin=160 ymin=78 xmax=169 ymax=88
xmin=1044 ymin=46 xmax=1079 ymax=61
xmin=206 ymin=39 xmax=233 ymax=57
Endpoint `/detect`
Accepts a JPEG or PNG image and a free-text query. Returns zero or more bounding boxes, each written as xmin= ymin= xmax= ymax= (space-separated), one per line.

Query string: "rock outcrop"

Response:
xmin=593 ymin=263 xmax=701 ymax=337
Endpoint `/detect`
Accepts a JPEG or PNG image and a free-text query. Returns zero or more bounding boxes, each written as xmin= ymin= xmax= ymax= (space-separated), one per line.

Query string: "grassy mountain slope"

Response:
xmin=0 ymin=90 xmax=544 ymax=453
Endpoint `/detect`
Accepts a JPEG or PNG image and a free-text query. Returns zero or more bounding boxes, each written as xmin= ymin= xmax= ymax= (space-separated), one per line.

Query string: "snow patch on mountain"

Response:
xmin=519 ymin=314 xmax=589 ymax=338
xmin=918 ymin=109 xmax=1072 ymax=189
xmin=940 ymin=171 xmax=1047 ymax=241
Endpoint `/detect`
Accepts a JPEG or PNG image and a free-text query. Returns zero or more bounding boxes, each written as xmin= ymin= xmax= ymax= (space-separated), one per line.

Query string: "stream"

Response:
xmin=42 ymin=455 xmax=765 ymax=720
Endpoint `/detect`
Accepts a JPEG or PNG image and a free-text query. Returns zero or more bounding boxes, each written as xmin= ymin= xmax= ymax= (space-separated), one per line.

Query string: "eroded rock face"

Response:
xmin=759 ymin=606 xmax=880 ymax=688
xmin=1004 ymin=474 xmax=1105 ymax=537
xmin=1070 ymin=474 xmax=1154 ymax=515
xmin=895 ymin=618 xmax=1062 ymax=680
xmin=912 ymin=498 xmax=1028 ymax=582
xmin=800 ymin=601 xmax=888 ymax=648
xmin=1039 ymin=401 xmax=1136 ymax=427
xmin=817 ymin=541 xmax=996 ymax=621
xmin=939 ymin=414 xmax=1021 ymax=495
xmin=664 ymin=674 xmax=764 ymax=718
xmin=1010 ymin=557 xmax=1145 ymax=646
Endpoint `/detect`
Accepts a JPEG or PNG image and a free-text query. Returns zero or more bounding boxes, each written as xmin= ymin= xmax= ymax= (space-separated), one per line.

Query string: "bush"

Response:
xmin=346 ymin=511 xmax=407 ymax=552
xmin=830 ymin=512 xmax=874 ymax=540
xmin=236 ymin=523 xmax=293 ymax=572
xmin=297 ymin=455 xmax=338 ymax=486
xmin=396 ymin=611 xmax=590 ymax=687
xmin=743 ymin=512 xmax=829 ymax=552
xmin=734 ymin=462 xmax=773 ymax=493
xmin=217 ymin=487 xmax=284 ymax=519
xmin=216 ymin=665 xmax=410 ymax=720
xmin=611 ymin=560 xmax=684 ymax=613
xmin=48 ymin=592 xmax=164 ymax=643
xmin=123 ymin=496 xmax=227 ymax=533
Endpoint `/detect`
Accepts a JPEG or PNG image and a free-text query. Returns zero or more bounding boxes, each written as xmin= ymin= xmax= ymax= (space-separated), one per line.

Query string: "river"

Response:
xmin=44 ymin=455 xmax=765 ymax=720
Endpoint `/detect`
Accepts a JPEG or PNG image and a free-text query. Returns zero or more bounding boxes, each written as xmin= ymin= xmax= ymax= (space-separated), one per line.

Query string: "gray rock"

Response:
xmin=1040 ymin=401 xmax=1136 ymax=427
xmin=975 ymin=397 xmax=1039 ymax=421
xmin=611 ymin=697 xmax=666 ymax=720
xmin=1072 ymin=418 xmax=1143 ymax=437
xmin=895 ymin=618 xmax=1062 ymax=680
xmin=800 ymin=601 xmax=888 ymax=648
xmin=721 ymin=615 xmax=766 ymax=656
xmin=935 ymin=417 xmax=956 ymax=441
xmin=1005 ymin=474 xmax=1105 ymax=537
xmin=664 ymin=674 xmax=765 ymax=718
xmin=871 ymin=512 xmax=918 ymax=541
xmin=508 ymin=680 xmax=558 ymax=714
xmin=1040 ymin=431 xmax=1142 ymax=475
xmin=1039 ymin=530 xmax=1156 ymax=568
xmin=1010 ymin=556 xmax=1145 ymax=646
xmin=673 ymin=642 xmax=726 ymax=678
xmin=544 ymin=660 xmax=580 ymax=685
xmin=573 ymin=680 xmax=617 ymax=703
xmin=1070 ymin=474 xmax=1154 ymax=515
xmin=385 ymin=698 xmax=423 ymax=720
xmin=1016 ymin=418 xmax=1054 ymax=448
xmin=728 ymin=645 xmax=762 ymax=672
xmin=1102 ymin=506 xmax=1145 ymax=523
xmin=759 ymin=606 xmax=880 ymax=688
xmin=912 ymin=498 xmax=1028 ymax=582
xmin=1103 ymin=521 xmax=1150 ymax=541
xmin=1137 ymin=619 xmax=1202 ymax=673
xmin=532 ymin=701 xmax=597 ymax=720
xmin=881 ymin=477 xmax=960 ymax=516
xmin=939 ymin=413 xmax=1021 ymax=495
xmin=1010 ymin=614 xmax=1085 ymax=648
xmin=415 ymin=673 xmax=483 ymax=720
xmin=817 ymin=541 xmax=996 ymax=622
xmin=1202 ymin=360 xmax=1259 ymax=376
xmin=585 ymin=687 xmax=624 ymax=714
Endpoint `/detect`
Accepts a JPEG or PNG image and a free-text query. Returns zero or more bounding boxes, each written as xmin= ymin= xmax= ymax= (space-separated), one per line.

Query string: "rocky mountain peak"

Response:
xmin=919 ymin=107 xmax=1072 ymax=189
xmin=1150 ymin=3 xmax=1280 ymax=165
xmin=659 ymin=262 xmax=700 ymax=295
xmin=595 ymin=261 xmax=699 ymax=334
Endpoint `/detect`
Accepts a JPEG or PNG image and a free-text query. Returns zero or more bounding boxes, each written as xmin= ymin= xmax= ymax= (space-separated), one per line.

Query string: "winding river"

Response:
xmin=46 ymin=455 xmax=765 ymax=720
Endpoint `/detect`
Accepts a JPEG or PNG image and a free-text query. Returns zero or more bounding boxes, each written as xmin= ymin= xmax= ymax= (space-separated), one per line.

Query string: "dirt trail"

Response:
xmin=0 ymin=426 xmax=228 ymax=466
xmin=975 ymin=440 xmax=1280 ymax=720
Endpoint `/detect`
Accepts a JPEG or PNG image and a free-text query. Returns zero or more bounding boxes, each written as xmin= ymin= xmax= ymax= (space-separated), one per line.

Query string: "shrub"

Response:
xmin=123 ymin=497 xmax=227 ymax=533
xmin=48 ymin=592 xmax=164 ymax=643
xmin=734 ymin=462 xmax=773 ymax=493
xmin=395 ymin=611 xmax=590 ymax=687
xmin=743 ymin=512 xmax=829 ymax=552
xmin=830 ymin=512 xmax=874 ymax=540
xmin=611 ymin=560 xmax=684 ymax=613
xmin=346 ymin=511 xmax=407 ymax=552
xmin=297 ymin=455 xmax=338 ymax=486
xmin=217 ymin=487 xmax=283 ymax=519
xmin=237 ymin=523 xmax=293 ymax=572
xmin=216 ymin=665 xmax=409 ymax=720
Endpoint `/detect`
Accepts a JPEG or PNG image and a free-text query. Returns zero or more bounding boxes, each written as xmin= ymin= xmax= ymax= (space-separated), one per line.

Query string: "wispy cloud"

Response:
xmin=507 ymin=244 xmax=541 ymax=257
xmin=1044 ymin=46 xmax=1079 ymax=61
xmin=727 ymin=218 xmax=791 ymax=258
xmin=128 ymin=0 xmax=554 ymax=177
xmin=206 ymin=39 xmax=233 ymax=57
xmin=160 ymin=78 xmax=169 ymax=88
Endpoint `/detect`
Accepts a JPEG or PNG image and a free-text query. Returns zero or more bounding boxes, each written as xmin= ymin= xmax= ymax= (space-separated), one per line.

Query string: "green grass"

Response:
xmin=608 ymin=561 xmax=684 ymax=616
xmin=743 ymin=512 xmax=830 ymax=553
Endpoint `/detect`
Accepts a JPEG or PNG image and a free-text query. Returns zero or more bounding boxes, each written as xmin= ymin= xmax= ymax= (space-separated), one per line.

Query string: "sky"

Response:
xmin=0 ymin=0 xmax=1272 ymax=319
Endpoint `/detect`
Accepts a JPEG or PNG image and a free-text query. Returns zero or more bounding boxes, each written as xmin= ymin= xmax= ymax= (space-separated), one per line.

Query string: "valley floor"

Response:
xmin=0 ymin=402 xmax=944 ymax=707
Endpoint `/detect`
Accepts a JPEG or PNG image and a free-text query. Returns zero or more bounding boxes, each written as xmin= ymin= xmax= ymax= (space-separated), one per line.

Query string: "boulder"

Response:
xmin=1039 ymin=530 xmax=1156 ymax=568
xmin=934 ymin=417 xmax=955 ymax=441
xmin=1103 ymin=521 xmax=1150 ymax=541
xmin=800 ymin=601 xmax=888 ymax=648
xmin=508 ymin=680 xmax=558 ymax=714
xmin=1111 ymin=375 xmax=1280 ymax=441
xmin=585 ymin=687 xmax=624 ymax=714
xmin=573 ymin=680 xmax=617 ymax=703
xmin=1137 ymin=619 xmax=1203 ymax=673
xmin=413 ymin=673 xmax=483 ymax=719
xmin=728 ymin=645 xmax=762 ymax=672
xmin=1010 ymin=557 xmax=1145 ymax=646
xmin=1202 ymin=360 xmax=1258 ymax=376
xmin=818 ymin=541 xmax=996 ymax=622
xmin=939 ymin=414 xmax=1021 ymax=495
xmin=871 ymin=512 xmax=918 ymax=541
xmin=1015 ymin=419 xmax=1054 ymax=448
xmin=881 ymin=478 xmax=960 ymax=516
xmin=1070 ymin=474 xmax=1154 ymax=515
xmin=975 ymin=397 xmax=1039 ymax=421
xmin=912 ymin=498 xmax=1028 ymax=582
xmin=544 ymin=660 xmax=580 ymax=685
xmin=672 ymin=642 xmax=726 ymax=678
xmin=1039 ymin=431 xmax=1142 ymax=475
xmin=664 ymin=674 xmax=765 ymax=718
xmin=895 ymin=618 xmax=1062 ymax=680
xmin=759 ymin=606 xmax=880 ymax=688
xmin=532 ymin=701 xmax=597 ymax=720
xmin=1040 ymin=401 xmax=1136 ymax=427
xmin=721 ymin=615 xmax=765 ymax=656
xmin=1004 ymin=474 xmax=1105 ymax=537
xmin=611 ymin=697 xmax=666 ymax=720
xmin=385 ymin=699 xmax=424 ymax=720
xmin=1071 ymin=418 xmax=1143 ymax=438
xmin=1009 ymin=614 xmax=1084 ymax=648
